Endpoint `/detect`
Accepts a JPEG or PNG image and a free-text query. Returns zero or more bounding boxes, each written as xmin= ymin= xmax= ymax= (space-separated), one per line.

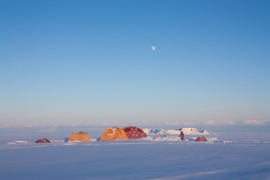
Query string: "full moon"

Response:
xmin=151 ymin=46 xmax=156 ymax=51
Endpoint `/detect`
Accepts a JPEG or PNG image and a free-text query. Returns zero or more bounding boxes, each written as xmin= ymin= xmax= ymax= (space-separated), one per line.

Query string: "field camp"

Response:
xmin=33 ymin=126 xmax=210 ymax=144
xmin=1 ymin=126 xmax=270 ymax=179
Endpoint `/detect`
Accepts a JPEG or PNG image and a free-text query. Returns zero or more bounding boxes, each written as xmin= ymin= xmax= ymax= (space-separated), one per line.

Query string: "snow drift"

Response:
xmin=143 ymin=127 xmax=210 ymax=135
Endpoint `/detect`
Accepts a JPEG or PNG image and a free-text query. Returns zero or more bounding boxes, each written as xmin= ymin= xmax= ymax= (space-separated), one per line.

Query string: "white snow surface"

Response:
xmin=1 ymin=127 xmax=270 ymax=180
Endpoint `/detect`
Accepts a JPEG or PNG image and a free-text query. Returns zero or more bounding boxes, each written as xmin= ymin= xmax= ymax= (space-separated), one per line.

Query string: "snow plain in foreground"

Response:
xmin=0 ymin=127 xmax=270 ymax=180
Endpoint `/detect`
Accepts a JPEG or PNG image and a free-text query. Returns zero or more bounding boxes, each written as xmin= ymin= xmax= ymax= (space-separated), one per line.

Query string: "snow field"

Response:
xmin=0 ymin=128 xmax=270 ymax=179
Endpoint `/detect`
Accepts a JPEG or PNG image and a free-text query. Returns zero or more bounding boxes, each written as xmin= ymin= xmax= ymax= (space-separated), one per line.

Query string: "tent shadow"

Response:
xmin=64 ymin=138 xmax=69 ymax=143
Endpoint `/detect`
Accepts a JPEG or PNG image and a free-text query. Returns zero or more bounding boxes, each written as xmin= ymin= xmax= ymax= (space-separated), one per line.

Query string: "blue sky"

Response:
xmin=1 ymin=0 xmax=269 ymax=127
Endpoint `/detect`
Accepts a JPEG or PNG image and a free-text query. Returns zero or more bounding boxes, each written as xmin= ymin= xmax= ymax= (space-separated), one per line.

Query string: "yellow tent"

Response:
xmin=100 ymin=127 xmax=128 ymax=141
xmin=68 ymin=131 xmax=91 ymax=142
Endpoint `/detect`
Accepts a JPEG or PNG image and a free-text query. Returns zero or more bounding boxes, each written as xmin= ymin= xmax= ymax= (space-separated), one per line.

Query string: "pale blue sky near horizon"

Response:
xmin=1 ymin=0 xmax=269 ymax=127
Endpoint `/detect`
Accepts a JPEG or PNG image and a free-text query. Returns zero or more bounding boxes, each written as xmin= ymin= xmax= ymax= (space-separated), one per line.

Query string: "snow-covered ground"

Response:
xmin=1 ymin=127 xmax=270 ymax=179
xmin=143 ymin=127 xmax=210 ymax=135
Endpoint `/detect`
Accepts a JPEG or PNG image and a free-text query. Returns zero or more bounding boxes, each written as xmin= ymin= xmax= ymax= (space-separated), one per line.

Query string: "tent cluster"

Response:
xmin=100 ymin=126 xmax=147 ymax=141
xmin=36 ymin=126 xmax=147 ymax=143
xmin=35 ymin=126 xmax=209 ymax=143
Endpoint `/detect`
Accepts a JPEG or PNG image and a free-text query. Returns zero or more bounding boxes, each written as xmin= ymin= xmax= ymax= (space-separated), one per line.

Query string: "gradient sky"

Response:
xmin=1 ymin=0 xmax=269 ymax=127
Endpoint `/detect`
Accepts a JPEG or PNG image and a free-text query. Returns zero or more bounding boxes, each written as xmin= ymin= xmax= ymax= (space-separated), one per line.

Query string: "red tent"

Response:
xmin=36 ymin=138 xmax=51 ymax=143
xmin=195 ymin=136 xmax=207 ymax=142
xmin=123 ymin=126 xmax=147 ymax=139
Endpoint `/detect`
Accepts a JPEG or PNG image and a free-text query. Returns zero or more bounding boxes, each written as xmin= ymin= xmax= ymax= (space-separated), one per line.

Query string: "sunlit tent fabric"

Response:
xmin=195 ymin=136 xmax=207 ymax=142
xmin=123 ymin=126 xmax=147 ymax=139
xmin=68 ymin=131 xmax=91 ymax=142
xmin=36 ymin=138 xmax=51 ymax=143
xmin=100 ymin=127 xmax=128 ymax=141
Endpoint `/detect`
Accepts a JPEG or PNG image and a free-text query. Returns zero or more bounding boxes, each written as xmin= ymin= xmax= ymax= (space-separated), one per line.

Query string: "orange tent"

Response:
xmin=68 ymin=131 xmax=91 ymax=142
xmin=100 ymin=127 xmax=128 ymax=141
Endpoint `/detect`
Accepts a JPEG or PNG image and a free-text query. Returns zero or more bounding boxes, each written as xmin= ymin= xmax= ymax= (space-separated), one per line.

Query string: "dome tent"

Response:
xmin=68 ymin=131 xmax=91 ymax=142
xmin=195 ymin=136 xmax=208 ymax=142
xmin=36 ymin=138 xmax=51 ymax=143
xmin=123 ymin=126 xmax=147 ymax=139
xmin=100 ymin=127 xmax=128 ymax=141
